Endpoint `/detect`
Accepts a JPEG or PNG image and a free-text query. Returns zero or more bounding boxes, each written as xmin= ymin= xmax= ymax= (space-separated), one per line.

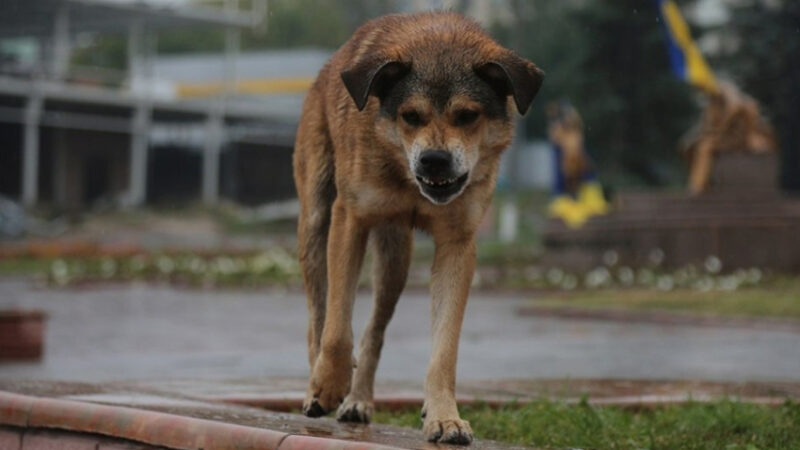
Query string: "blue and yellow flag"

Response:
xmin=655 ymin=0 xmax=718 ymax=93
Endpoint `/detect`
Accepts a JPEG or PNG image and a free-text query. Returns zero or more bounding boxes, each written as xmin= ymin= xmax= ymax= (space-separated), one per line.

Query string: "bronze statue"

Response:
xmin=546 ymin=101 xmax=608 ymax=228
xmin=682 ymin=81 xmax=778 ymax=194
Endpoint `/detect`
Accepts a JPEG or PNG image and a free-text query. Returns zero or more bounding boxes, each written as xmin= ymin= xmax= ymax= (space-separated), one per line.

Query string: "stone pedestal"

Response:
xmin=0 ymin=310 xmax=46 ymax=360
xmin=543 ymin=154 xmax=800 ymax=271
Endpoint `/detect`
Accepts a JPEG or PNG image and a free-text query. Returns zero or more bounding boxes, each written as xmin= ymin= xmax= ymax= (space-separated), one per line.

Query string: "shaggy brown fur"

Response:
xmin=293 ymin=12 xmax=543 ymax=445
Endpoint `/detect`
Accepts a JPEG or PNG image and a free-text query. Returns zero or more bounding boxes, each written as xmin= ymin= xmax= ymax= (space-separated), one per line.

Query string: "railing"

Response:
xmin=0 ymin=62 xmax=127 ymax=90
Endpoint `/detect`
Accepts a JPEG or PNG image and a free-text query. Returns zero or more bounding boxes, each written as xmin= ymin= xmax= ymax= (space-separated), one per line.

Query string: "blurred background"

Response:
xmin=0 ymin=0 xmax=798 ymax=245
xmin=0 ymin=0 xmax=799 ymax=390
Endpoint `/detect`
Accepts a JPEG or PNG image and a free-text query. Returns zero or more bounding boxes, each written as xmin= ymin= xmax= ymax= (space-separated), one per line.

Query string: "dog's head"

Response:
xmin=340 ymin=15 xmax=543 ymax=205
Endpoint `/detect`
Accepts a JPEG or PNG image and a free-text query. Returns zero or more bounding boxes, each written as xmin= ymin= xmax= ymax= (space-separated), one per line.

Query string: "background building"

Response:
xmin=0 ymin=0 xmax=306 ymax=212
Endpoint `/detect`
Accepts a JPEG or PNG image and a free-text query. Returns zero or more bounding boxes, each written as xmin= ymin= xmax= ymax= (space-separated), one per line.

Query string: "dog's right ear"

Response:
xmin=341 ymin=58 xmax=410 ymax=111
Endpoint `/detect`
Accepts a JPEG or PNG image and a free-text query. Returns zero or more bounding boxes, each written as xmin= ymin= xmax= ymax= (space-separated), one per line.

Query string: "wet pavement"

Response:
xmin=1 ymin=278 xmax=800 ymax=383
xmin=2 ymin=376 xmax=798 ymax=450
xmin=0 ymin=380 xmax=528 ymax=450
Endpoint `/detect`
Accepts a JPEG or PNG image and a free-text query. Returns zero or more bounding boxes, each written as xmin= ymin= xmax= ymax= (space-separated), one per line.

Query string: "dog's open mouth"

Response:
xmin=415 ymin=172 xmax=469 ymax=203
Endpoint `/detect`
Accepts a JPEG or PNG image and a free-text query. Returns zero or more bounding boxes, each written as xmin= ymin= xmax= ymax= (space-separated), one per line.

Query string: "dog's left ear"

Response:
xmin=341 ymin=58 xmax=410 ymax=111
xmin=475 ymin=53 xmax=545 ymax=115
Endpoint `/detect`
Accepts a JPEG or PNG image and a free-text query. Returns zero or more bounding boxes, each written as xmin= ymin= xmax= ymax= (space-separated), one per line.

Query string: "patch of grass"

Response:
xmin=0 ymin=250 xmax=301 ymax=288
xmin=0 ymin=258 xmax=51 ymax=276
xmin=476 ymin=238 xmax=543 ymax=266
xmin=535 ymin=281 xmax=800 ymax=319
xmin=208 ymin=203 xmax=299 ymax=236
xmin=373 ymin=399 xmax=800 ymax=449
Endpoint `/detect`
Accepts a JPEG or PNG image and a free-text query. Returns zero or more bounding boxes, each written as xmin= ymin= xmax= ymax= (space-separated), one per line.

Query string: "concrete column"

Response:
xmin=496 ymin=9 xmax=528 ymax=242
xmin=221 ymin=0 xmax=240 ymax=115
xmin=127 ymin=103 xmax=150 ymax=207
xmin=201 ymin=0 xmax=239 ymax=205
xmin=52 ymin=128 xmax=68 ymax=207
xmin=498 ymin=118 xmax=525 ymax=242
xmin=127 ymin=20 xmax=143 ymax=93
xmin=224 ymin=0 xmax=240 ymax=99
xmin=125 ymin=18 xmax=153 ymax=207
xmin=202 ymin=114 xmax=223 ymax=204
xmin=252 ymin=0 xmax=268 ymax=30
xmin=52 ymin=4 xmax=70 ymax=80
xmin=21 ymin=95 xmax=43 ymax=207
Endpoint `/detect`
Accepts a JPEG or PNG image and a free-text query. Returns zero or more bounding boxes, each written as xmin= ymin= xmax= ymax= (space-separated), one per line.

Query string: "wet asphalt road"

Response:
xmin=1 ymin=279 xmax=799 ymax=383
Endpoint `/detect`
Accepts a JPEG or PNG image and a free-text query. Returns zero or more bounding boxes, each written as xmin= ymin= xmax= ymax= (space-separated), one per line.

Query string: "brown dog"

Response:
xmin=293 ymin=12 xmax=543 ymax=445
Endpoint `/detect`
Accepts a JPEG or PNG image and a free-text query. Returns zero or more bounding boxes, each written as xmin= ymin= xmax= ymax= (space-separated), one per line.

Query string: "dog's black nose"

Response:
xmin=418 ymin=150 xmax=453 ymax=176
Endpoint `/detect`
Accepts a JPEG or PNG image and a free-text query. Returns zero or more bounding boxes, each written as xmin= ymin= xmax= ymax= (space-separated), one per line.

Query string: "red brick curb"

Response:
xmin=0 ymin=392 xmax=35 ymax=427
xmin=517 ymin=305 xmax=800 ymax=333
xmin=0 ymin=391 xmax=402 ymax=450
xmin=1 ymin=426 xmax=157 ymax=450
xmin=278 ymin=435 xmax=403 ymax=450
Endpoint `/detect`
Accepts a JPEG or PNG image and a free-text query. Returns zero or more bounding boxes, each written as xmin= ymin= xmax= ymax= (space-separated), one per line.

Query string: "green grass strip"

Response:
xmin=374 ymin=399 xmax=800 ymax=449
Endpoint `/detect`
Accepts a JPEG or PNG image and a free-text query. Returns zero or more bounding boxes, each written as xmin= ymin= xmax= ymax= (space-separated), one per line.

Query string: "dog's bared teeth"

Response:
xmin=419 ymin=176 xmax=463 ymax=188
xmin=422 ymin=178 xmax=454 ymax=187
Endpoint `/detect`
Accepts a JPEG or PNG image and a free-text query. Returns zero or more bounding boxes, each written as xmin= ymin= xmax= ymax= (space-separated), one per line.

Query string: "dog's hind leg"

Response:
xmin=337 ymin=223 xmax=413 ymax=423
xmin=294 ymin=91 xmax=336 ymax=370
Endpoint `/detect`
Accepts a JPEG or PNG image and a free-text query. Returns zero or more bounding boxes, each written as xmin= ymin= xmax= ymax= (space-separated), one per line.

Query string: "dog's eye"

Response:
xmin=401 ymin=111 xmax=424 ymax=127
xmin=454 ymin=110 xmax=480 ymax=127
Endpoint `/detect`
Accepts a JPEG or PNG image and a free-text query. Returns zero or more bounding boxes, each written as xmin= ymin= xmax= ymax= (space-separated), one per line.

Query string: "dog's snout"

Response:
xmin=417 ymin=150 xmax=453 ymax=176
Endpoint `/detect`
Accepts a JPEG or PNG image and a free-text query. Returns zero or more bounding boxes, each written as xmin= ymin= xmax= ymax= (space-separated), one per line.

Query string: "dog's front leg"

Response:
xmin=423 ymin=237 xmax=475 ymax=445
xmin=337 ymin=223 xmax=413 ymax=424
xmin=303 ymin=199 xmax=368 ymax=417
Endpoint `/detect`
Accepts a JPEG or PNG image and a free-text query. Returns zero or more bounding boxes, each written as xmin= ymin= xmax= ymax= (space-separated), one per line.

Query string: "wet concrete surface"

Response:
xmin=4 ymin=376 xmax=798 ymax=412
xmin=4 ymin=376 xmax=799 ymax=449
xmin=121 ymin=377 xmax=800 ymax=408
xmin=1 ymin=278 xmax=800 ymax=383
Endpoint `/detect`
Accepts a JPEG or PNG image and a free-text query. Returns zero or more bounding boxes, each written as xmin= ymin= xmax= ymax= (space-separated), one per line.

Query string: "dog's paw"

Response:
xmin=423 ymin=418 xmax=473 ymax=445
xmin=336 ymin=397 xmax=373 ymax=423
xmin=302 ymin=384 xmax=349 ymax=418
xmin=302 ymin=352 xmax=352 ymax=418
xmin=302 ymin=397 xmax=327 ymax=417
